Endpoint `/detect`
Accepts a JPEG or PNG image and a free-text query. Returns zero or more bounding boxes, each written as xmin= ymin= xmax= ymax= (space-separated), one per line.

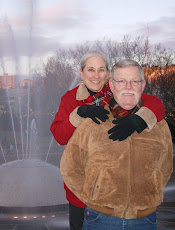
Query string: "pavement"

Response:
xmin=0 ymin=214 xmax=70 ymax=230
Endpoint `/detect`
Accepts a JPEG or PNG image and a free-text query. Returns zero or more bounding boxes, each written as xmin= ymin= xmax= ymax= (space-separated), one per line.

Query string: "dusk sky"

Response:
xmin=0 ymin=0 xmax=174 ymax=76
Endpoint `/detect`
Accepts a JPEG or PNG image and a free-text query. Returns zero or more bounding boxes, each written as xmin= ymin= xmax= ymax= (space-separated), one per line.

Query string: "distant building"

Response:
xmin=0 ymin=74 xmax=15 ymax=89
xmin=20 ymin=79 xmax=33 ymax=88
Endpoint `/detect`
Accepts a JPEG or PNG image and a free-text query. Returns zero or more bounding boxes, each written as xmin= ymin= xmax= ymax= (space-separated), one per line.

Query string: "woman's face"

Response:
xmin=80 ymin=56 xmax=108 ymax=92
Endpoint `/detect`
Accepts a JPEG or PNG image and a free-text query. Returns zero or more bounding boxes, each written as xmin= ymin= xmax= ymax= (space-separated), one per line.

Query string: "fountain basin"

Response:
xmin=0 ymin=159 xmax=67 ymax=207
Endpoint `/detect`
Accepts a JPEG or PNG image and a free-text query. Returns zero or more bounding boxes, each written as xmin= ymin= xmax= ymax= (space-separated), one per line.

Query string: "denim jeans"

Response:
xmin=83 ymin=206 xmax=157 ymax=230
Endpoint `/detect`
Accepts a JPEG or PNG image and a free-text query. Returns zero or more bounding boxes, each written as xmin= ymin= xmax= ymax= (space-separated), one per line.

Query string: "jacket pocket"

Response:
xmin=89 ymin=167 xmax=127 ymax=207
xmin=89 ymin=170 xmax=101 ymax=200
xmin=150 ymin=168 xmax=164 ymax=205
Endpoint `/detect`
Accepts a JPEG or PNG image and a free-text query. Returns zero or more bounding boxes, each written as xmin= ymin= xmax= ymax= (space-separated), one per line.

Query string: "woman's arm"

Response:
xmin=136 ymin=93 xmax=165 ymax=130
xmin=50 ymin=88 xmax=84 ymax=145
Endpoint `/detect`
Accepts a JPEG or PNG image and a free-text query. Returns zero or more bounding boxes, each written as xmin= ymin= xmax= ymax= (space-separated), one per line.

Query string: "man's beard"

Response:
xmin=118 ymin=90 xmax=139 ymax=106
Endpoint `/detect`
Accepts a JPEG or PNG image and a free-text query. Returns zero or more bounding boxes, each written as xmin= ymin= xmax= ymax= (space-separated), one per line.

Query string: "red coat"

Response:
xmin=50 ymin=83 xmax=165 ymax=208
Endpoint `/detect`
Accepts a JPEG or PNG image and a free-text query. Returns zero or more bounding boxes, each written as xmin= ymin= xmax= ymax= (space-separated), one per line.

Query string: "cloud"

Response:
xmin=130 ymin=15 xmax=175 ymax=49
xmin=150 ymin=16 xmax=175 ymax=42
xmin=36 ymin=2 xmax=96 ymax=36
xmin=0 ymin=0 xmax=97 ymax=57
xmin=0 ymin=0 xmax=174 ymax=61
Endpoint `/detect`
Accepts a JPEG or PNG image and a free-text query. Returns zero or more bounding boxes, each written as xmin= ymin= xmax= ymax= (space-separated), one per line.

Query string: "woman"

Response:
xmin=50 ymin=52 xmax=165 ymax=230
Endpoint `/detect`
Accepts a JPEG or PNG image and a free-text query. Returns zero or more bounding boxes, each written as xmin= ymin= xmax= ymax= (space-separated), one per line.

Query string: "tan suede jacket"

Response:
xmin=60 ymin=108 xmax=173 ymax=219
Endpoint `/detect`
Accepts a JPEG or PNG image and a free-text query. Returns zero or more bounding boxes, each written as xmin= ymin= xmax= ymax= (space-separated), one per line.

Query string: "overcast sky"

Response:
xmin=0 ymin=0 xmax=175 ymax=75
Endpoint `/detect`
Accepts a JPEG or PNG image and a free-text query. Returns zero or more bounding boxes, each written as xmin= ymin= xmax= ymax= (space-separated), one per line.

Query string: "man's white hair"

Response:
xmin=111 ymin=59 xmax=144 ymax=80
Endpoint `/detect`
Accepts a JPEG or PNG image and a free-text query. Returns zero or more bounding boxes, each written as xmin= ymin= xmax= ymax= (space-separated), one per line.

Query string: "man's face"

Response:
xmin=80 ymin=56 xmax=108 ymax=92
xmin=109 ymin=66 xmax=146 ymax=110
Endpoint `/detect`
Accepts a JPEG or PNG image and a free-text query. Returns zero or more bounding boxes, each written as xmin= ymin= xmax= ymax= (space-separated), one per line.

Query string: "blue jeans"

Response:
xmin=83 ymin=206 xmax=157 ymax=230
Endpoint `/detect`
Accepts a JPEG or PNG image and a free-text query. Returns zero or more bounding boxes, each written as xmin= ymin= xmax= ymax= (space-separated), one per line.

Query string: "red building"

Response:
xmin=20 ymin=79 xmax=33 ymax=88
xmin=0 ymin=74 xmax=15 ymax=89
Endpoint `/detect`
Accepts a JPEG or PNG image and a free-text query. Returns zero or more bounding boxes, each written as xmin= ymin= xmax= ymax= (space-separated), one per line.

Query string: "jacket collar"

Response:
xmin=76 ymin=82 xmax=90 ymax=100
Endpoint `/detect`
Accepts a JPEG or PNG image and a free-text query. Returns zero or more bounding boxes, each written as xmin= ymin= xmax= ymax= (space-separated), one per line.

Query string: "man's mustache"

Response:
xmin=119 ymin=90 xmax=137 ymax=97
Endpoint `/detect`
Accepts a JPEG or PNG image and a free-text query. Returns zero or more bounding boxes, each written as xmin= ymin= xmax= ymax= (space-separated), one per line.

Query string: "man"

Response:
xmin=51 ymin=53 xmax=165 ymax=230
xmin=60 ymin=59 xmax=173 ymax=230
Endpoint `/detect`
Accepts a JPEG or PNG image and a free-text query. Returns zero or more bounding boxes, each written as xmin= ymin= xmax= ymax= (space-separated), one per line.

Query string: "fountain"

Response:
xmin=0 ymin=119 xmax=66 ymax=209
xmin=0 ymin=1 xmax=70 ymax=229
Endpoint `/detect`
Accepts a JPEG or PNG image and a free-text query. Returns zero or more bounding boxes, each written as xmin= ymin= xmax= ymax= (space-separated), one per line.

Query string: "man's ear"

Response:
xmin=109 ymin=78 xmax=114 ymax=93
xmin=141 ymin=80 xmax=146 ymax=93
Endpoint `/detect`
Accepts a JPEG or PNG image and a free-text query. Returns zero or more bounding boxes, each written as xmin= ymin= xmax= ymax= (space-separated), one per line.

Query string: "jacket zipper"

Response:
xmin=123 ymin=136 xmax=132 ymax=218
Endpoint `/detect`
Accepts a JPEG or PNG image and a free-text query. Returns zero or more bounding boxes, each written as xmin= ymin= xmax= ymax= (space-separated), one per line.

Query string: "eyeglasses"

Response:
xmin=112 ymin=79 xmax=143 ymax=86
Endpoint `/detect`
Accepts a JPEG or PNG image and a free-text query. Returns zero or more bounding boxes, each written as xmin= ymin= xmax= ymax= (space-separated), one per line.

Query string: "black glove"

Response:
xmin=108 ymin=114 xmax=148 ymax=141
xmin=77 ymin=105 xmax=109 ymax=124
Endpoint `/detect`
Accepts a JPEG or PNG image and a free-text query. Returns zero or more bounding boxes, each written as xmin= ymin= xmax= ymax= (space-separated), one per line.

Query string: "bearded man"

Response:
xmin=60 ymin=59 xmax=173 ymax=230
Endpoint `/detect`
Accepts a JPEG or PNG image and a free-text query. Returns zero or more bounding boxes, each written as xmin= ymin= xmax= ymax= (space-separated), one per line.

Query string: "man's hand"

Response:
xmin=77 ymin=105 xmax=109 ymax=124
xmin=108 ymin=114 xmax=148 ymax=141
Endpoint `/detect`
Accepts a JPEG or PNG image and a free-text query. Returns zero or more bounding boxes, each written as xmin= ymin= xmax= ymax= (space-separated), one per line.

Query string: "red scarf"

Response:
xmin=108 ymin=96 xmax=142 ymax=118
xmin=83 ymin=81 xmax=112 ymax=106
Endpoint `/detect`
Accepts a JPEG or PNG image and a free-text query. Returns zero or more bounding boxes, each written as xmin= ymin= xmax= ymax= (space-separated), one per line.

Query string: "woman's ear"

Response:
xmin=80 ymin=69 xmax=84 ymax=80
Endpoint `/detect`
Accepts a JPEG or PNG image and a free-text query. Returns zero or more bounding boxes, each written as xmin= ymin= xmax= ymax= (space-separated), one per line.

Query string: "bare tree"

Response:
xmin=156 ymin=70 xmax=175 ymax=141
xmin=92 ymin=38 xmax=120 ymax=68
xmin=68 ymin=42 xmax=91 ymax=70
xmin=149 ymin=44 xmax=175 ymax=67
xmin=31 ymin=55 xmax=77 ymax=135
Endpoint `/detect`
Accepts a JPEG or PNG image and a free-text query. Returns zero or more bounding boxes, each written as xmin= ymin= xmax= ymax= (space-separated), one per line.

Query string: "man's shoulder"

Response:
xmin=157 ymin=119 xmax=169 ymax=127
xmin=76 ymin=117 xmax=95 ymax=132
xmin=74 ymin=109 xmax=113 ymax=138
xmin=153 ymin=119 xmax=172 ymax=137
